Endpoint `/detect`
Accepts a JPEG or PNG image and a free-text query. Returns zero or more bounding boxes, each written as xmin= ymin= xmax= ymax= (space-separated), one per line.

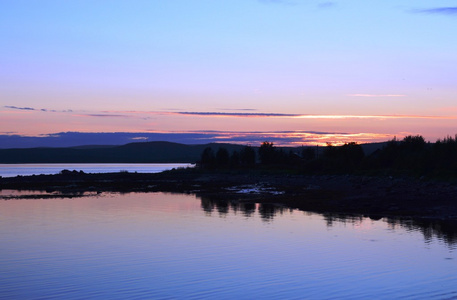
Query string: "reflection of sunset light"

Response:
xmin=353 ymin=218 xmax=376 ymax=231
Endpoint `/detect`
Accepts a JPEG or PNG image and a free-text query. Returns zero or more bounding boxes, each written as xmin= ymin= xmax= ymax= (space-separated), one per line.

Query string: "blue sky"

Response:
xmin=1 ymin=0 xmax=456 ymax=146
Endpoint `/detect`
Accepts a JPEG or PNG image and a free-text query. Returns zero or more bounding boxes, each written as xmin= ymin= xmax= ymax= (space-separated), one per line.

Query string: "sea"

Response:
xmin=0 ymin=163 xmax=194 ymax=178
xmin=1 ymin=191 xmax=457 ymax=299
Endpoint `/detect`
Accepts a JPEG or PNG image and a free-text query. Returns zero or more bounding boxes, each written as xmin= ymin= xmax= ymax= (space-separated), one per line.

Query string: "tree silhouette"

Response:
xmin=200 ymin=147 xmax=215 ymax=168
xmin=322 ymin=142 xmax=364 ymax=173
xmin=229 ymin=150 xmax=240 ymax=167
xmin=216 ymin=147 xmax=229 ymax=166
xmin=259 ymin=141 xmax=277 ymax=164
xmin=197 ymin=134 xmax=457 ymax=178
xmin=302 ymin=147 xmax=316 ymax=161
xmin=240 ymin=145 xmax=256 ymax=166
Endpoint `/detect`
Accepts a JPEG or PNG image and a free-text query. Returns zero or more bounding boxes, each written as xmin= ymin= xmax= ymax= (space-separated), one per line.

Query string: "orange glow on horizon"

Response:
xmin=1 ymin=106 xmax=456 ymax=146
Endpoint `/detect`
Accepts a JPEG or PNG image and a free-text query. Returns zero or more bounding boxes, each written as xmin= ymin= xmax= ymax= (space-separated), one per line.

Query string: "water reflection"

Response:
xmin=2 ymin=191 xmax=457 ymax=299
xmin=3 ymin=189 xmax=457 ymax=247
xmin=385 ymin=218 xmax=457 ymax=247
xmin=319 ymin=212 xmax=457 ymax=247
xmin=200 ymin=195 xmax=292 ymax=221
xmin=199 ymin=195 xmax=457 ymax=247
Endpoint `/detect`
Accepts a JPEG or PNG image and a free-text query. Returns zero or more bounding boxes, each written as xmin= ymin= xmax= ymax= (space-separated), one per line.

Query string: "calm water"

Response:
xmin=1 ymin=191 xmax=457 ymax=299
xmin=0 ymin=163 xmax=194 ymax=178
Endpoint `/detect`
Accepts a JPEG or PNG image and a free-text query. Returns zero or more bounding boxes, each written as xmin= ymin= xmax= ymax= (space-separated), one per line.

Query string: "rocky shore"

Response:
xmin=1 ymin=169 xmax=457 ymax=221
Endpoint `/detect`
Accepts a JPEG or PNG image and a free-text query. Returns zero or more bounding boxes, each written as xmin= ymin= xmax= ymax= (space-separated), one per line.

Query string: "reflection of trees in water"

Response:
xmin=258 ymin=203 xmax=290 ymax=221
xmin=200 ymin=195 xmax=457 ymax=246
xmin=200 ymin=195 xmax=233 ymax=217
xmin=322 ymin=213 xmax=364 ymax=228
xmin=258 ymin=203 xmax=276 ymax=221
xmin=385 ymin=218 xmax=457 ymax=247
xmin=200 ymin=196 xmax=215 ymax=214
xmin=216 ymin=200 xmax=229 ymax=215
xmin=230 ymin=202 xmax=239 ymax=214
xmin=199 ymin=195 xmax=290 ymax=221
xmin=240 ymin=202 xmax=256 ymax=217
xmin=323 ymin=212 xmax=457 ymax=247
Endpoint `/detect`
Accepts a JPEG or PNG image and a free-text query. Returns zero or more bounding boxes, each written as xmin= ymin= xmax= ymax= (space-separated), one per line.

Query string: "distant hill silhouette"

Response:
xmin=0 ymin=141 xmax=247 ymax=163
xmin=0 ymin=140 xmax=387 ymax=164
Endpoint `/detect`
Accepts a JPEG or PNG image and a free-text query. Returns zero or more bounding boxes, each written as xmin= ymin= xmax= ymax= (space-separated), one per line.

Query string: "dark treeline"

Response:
xmin=363 ymin=135 xmax=457 ymax=177
xmin=200 ymin=145 xmax=256 ymax=168
xmin=199 ymin=135 xmax=457 ymax=178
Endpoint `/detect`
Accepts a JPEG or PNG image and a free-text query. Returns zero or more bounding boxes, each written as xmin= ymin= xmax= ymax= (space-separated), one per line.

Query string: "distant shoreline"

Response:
xmin=1 ymin=168 xmax=457 ymax=222
xmin=0 ymin=163 xmax=193 ymax=178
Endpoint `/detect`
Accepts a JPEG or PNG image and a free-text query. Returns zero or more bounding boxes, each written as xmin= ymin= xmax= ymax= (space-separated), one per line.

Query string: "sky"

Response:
xmin=1 ymin=0 xmax=456 ymax=146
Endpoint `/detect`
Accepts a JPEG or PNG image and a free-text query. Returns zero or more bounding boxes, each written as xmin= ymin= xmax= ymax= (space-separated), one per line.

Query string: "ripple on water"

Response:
xmin=1 ymin=192 xmax=457 ymax=299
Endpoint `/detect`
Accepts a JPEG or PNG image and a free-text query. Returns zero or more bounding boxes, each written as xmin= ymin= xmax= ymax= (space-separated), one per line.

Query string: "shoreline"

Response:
xmin=1 ymin=169 xmax=457 ymax=221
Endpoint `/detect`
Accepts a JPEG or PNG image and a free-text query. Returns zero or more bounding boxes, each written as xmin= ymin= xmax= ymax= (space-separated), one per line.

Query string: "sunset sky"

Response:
xmin=1 ymin=0 xmax=456 ymax=146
